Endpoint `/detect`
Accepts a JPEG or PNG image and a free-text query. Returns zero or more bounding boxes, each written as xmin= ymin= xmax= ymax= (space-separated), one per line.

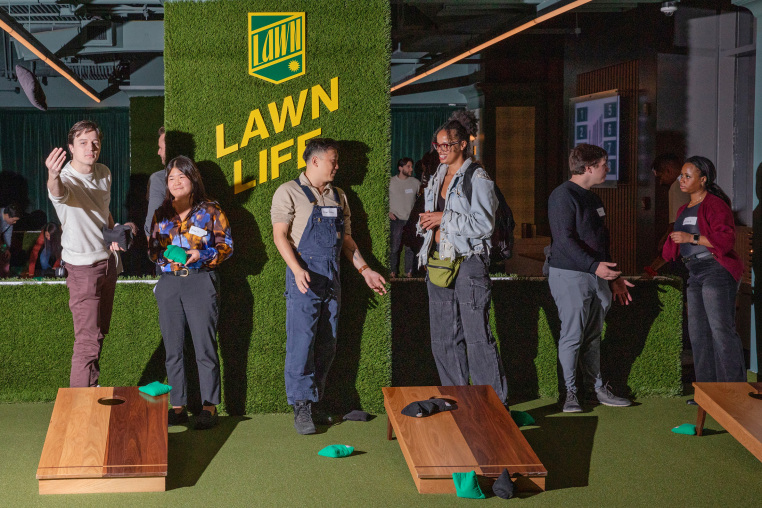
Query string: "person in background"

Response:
xmin=0 ymin=203 xmax=21 ymax=277
xmin=389 ymin=157 xmax=420 ymax=278
xmin=145 ymin=126 xmax=168 ymax=238
xmin=26 ymin=222 xmax=62 ymax=276
xmin=149 ymin=155 xmax=233 ymax=430
xmin=662 ymin=156 xmax=746 ymax=389
xmin=643 ymin=154 xmax=689 ymax=277
xmin=547 ymin=144 xmax=634 ymax=413
xmin=271 ymin=138 xmax=386 ymax=435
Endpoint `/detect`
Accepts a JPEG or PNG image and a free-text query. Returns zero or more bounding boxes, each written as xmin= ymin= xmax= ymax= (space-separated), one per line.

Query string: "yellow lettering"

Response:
xmin=267 ymin=90 xmax=308 ymax=134
xmin=216 ymin=123 xmax=239 ymax=158
xmin=311 ymin=77 xmax=339 ymax=119
xmin=259 ymin=148 xmax=268 ymax=184
xmin=233 ymin=159 xmax=255 ymax=194
xmin=240 ymin=109 xmax=270 ymax=148
xmin=295 ymin=18 xmax=301 ymax=50
xmin=271 ymin=139 xmax=294 ymax=180
xmin=262 ymin=28 xmax=274 ymax=62
xmin=297 ymin=128 xmax=322 ymax=169
xmin=251 ymin=34 xmax=259 ymax=67
xmin=274 ymin=25 xmax=290 ymax=59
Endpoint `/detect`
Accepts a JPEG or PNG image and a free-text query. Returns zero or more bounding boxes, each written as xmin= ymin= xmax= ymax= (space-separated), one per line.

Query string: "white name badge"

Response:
xmin=405 ymin=188 xmax=414 ymax=194
xmin=321 ymin=207 xmax=338 ymax=218
xmin=189 ymin=225 xmax=208 ymax=238
xmin=597 ymin=207 xmax=606 ymax=217
xmin=682 ymin=216 xmax=697 ymax=226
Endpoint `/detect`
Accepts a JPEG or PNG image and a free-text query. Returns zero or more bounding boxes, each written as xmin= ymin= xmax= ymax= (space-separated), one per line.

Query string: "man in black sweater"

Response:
xmin=548 ymin=144 xmax=634 ymax=413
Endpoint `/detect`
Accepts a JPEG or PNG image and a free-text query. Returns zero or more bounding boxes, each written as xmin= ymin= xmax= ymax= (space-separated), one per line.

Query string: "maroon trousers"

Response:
xmin=65 ymin=256 xmax=117 ymax=387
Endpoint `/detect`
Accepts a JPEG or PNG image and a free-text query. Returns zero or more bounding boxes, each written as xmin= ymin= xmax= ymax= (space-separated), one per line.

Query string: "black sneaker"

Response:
xmin=593 ymin=383 xmax=632 ymax=407
xmin=195 ymin=408 xmax=218 ymax=430
xmin=168 ymin=407 xmax=189 ymax=426
xmin=293 ymin=400 xmax=316 ymax=435
xmin=562 ymin=391 xmax=583 ymax=413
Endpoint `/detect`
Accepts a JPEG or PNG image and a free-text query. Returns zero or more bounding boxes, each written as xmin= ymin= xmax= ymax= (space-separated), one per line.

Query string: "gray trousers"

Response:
xmin=155 ymin=271 xmax=221 ymax=407
xmin=548 ymin=267 xmax=611 ymax=392
xmin=427 ymin=253 xmax=508 ymax=403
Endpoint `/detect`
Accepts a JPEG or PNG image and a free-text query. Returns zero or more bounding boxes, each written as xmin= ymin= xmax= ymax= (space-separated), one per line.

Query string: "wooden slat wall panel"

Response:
xmin=577 ymin=61 xmax=639 ymax=274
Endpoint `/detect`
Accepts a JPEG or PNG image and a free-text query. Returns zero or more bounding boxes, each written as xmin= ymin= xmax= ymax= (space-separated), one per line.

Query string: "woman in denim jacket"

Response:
xmin=417 ymin=112 xmax=509 ymax=408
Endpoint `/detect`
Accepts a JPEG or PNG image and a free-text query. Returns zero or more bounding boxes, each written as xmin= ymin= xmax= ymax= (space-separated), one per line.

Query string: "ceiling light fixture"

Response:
xmin=391 ymin=0 xmax=592 ymax=92
xmin=0 ymin=11 xmax=100 ymax=103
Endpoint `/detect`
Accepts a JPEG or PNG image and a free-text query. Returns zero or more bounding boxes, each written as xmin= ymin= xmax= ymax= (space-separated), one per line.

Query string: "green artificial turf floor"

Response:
xmin=2 ymin=396 xmax=760 ymax=507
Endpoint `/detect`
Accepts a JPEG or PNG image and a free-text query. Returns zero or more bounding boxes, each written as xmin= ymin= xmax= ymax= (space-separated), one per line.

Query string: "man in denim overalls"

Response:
xmin=271 ymin=138 xmax=387 ymax=434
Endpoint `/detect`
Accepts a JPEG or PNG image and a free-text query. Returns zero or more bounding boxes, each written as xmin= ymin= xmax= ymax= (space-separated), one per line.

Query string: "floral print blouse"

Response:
xmin=149 ymin=201 xmax=233 ymax=273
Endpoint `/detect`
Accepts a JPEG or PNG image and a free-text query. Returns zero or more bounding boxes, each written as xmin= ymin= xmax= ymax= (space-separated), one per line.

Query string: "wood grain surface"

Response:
xmin=693 ymin=382 xmax=762 ymax=462
xmin=37 ymin=387 xmax=168 ymax=493
xmin=383 ymin=385 xmax=547 ymax=494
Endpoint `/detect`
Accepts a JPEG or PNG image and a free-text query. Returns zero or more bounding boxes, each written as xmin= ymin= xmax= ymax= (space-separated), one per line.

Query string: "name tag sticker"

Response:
xmin=189 ymin=225 xmax=208 ymax=238
xmin=683 ymin=216 xmax=698 ymax=226
xmin=321 ymin=208 xmax=338 ymax=218
xmin=405 ymin=188 xmax=414 ymax=194
xmin=597 ymin=207 xmax=605 ymax=217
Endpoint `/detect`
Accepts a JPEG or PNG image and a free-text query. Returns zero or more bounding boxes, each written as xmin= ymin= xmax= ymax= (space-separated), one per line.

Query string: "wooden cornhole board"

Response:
xmin=37 ymin=386 xmax=168 ymax=495
xmin=694 ymin=382 xmax=762 ymax=462
xmin=383 ymin=385 xmax=547 ymax=494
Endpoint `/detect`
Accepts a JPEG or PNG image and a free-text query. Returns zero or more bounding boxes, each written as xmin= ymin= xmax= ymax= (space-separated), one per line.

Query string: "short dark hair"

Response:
xmin=158 ymin=126 xmax=165 ymax=136
xmin=302 ymin=138 xmax=339 ymax=164
xmin=651 ymin=153 xmax=681 ymax=175
xmin=67 ymin=120 xmax=102 ymax=146
xmin=3 ymin=203 xmax=20 ymax=219
xmin=569 ymin=144 xmax=607 ymax=175
xmin=397 ymin=157 xmax=413 ymax=169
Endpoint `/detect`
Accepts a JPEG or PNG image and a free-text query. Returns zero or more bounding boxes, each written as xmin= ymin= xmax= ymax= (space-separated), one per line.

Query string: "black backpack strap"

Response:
xmin=332 ymin=187 xmax=340 ymax=205
xmin=461 ymin=162 xmax=482 ymax=206
xmin=294 ymin=177 xmax=317 ymax=203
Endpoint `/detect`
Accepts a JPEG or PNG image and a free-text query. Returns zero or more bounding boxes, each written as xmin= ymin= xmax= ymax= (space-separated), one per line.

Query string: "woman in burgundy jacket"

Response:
xmin=662 ymin=156 xmax=746 ymax=385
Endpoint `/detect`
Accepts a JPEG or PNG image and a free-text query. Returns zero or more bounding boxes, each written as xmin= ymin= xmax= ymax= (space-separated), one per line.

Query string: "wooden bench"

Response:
xmin=694 ymin=382 xmax=762 ymax=462
xmin=383 ymin=385 xmax=547 ymax=494
xmin=37 ymin=386 xmax=168 ymax=494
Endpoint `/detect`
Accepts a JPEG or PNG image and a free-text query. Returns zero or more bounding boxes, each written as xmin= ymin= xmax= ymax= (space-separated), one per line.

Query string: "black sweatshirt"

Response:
xmin=547 ymin=180 xmax=611 ymax=274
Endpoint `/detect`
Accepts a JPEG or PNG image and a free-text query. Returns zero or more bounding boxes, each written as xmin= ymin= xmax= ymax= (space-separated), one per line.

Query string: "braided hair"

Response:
xmin=685 ymin=156 xmax=731 ymax=207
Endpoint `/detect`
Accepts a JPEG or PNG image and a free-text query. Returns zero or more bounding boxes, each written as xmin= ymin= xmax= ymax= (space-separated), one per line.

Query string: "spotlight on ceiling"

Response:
xmin=660 ymin=1 xmax=678 ymax=17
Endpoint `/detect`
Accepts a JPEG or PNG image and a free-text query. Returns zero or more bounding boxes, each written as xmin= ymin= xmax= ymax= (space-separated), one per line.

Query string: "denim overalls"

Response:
xmin=284 ymin=179 xmax=344 ymax=405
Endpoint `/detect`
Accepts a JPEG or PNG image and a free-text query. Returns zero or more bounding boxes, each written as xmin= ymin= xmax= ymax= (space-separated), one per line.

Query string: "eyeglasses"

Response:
xmin=432 ymin=141 xmax=459 ymax=152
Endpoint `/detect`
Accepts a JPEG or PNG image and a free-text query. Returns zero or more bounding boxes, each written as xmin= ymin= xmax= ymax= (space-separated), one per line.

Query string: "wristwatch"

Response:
xmin=692 ymin=234 xmax=700 ymax=245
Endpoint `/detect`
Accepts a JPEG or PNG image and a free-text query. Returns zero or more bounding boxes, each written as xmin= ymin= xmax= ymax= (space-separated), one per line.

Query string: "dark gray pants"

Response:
xmin=390 ymin=219 xmax=414 ymax=275
xmin=427 ymin=253 xmax=508 ymax=403
xmin=548 ymin=267 xmax=610 ymax=392
xmin=155 ymin=271 xmax=221 ymax=407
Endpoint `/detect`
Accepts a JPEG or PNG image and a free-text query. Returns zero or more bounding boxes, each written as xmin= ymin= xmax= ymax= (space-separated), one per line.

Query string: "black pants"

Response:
xmin=155 ymin=271 xmax=221 ymax=407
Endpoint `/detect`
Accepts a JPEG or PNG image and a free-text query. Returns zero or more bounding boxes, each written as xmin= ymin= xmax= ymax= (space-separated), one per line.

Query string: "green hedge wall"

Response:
xmin=0 ymin=277 xmax=681 ymax=406
xmin=129 ymin=96 xmax=165 ymax=176
xmin=164 ymin=0 xmax=391 ymax=413
xmin=392 ymin=278 xmax=683 ymax=399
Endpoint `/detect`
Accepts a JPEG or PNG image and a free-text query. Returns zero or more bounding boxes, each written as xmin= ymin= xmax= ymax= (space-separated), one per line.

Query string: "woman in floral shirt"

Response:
xmin=149 ymin=155 xmax=233 ymax=429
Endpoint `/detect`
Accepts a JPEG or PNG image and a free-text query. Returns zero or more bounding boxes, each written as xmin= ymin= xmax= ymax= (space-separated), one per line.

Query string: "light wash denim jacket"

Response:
xmin=416 ymin=158 xmax=497 ymax=267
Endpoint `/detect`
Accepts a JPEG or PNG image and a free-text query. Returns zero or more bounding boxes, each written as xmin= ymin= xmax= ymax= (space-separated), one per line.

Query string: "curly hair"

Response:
xmin=434 ymin=109 xmax=479 ymax=158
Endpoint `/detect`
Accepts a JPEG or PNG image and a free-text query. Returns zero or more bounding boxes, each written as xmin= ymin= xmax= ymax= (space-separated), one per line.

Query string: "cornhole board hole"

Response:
xmin=694 ymin=382 xmax=762 ymax=462
xmin=37 ymin=387 xmax=168 ymax=495
xmin=383 ymin=385 xmax=547 ymax=494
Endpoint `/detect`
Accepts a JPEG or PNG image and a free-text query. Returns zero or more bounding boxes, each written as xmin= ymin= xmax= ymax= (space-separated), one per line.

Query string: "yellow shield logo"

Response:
xmin=248 ymin=13 xmax=306 ymax=84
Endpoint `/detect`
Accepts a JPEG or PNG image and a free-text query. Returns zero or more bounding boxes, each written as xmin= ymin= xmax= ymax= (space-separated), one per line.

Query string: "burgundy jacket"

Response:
xmin=662 ymin=192 xmax=743 ymax=281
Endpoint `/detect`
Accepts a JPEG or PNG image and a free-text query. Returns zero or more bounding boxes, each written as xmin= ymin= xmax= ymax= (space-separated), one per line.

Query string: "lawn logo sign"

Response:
xmin=248 ymin=12 xmax=305 ymax=84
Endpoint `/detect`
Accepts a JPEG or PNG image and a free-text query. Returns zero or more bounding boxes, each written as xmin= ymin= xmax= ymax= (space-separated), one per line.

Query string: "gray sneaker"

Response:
xmin=293 ymin=400 xmax=317 ymax=435
xmin=562 ymin=391 xmax=582 ymax=413
xmin=593 ymin=384 xmax=632 ymax=407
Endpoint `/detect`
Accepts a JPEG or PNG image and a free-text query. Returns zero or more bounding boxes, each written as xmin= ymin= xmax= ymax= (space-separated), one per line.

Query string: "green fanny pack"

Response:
xmin=427 ymin=250 xmax=463 ymax=288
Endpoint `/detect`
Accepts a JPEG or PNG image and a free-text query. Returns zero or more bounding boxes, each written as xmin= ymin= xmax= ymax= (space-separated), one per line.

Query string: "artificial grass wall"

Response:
xmin=163 ymin=1 xmax=391 ymax=413
xmin=392 ymin=278 xmax=683 ymax=399
xmin=1 ymin=277 xmax=681 ymax=406
xmin=128 ymin=96 xmax=165 ymax=176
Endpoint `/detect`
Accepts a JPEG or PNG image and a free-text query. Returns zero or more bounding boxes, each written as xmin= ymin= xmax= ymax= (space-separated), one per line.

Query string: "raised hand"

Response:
xmin=46 ymin=148 xmax=67 ymax=179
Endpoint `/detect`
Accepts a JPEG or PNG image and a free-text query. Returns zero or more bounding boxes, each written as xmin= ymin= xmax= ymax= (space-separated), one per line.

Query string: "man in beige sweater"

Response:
xmin=46 ymin=120 xmax=129 ymax=388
